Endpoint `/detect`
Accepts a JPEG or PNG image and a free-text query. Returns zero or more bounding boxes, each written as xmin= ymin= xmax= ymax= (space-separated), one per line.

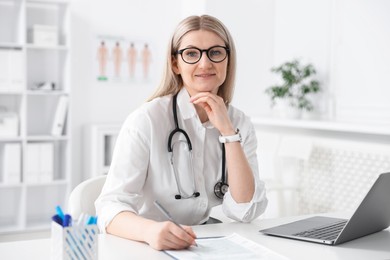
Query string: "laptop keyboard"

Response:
xmin=293 ymin=220 xmax=348 ymax=241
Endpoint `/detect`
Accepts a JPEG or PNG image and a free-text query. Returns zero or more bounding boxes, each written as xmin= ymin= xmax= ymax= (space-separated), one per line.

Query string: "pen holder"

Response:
xmin=51 ymin=221 xmax=99 ymax=260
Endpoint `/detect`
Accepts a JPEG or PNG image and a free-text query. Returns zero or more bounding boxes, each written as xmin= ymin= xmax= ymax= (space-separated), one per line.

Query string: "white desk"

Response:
xmin=1 ymin=215 xmax=389 ymax=260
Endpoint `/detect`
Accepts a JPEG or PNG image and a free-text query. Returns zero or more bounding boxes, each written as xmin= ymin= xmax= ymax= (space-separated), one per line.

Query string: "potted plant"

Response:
xmin=265 ymin=59 xmax=321 ymax=118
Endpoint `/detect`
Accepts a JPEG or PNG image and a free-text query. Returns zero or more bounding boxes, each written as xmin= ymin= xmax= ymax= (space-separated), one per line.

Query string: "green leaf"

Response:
xmin=266 ymin=59 xmax=321 ymax=110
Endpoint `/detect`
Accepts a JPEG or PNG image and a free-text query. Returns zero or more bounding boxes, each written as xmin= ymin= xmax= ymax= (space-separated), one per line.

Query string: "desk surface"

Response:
xmin=1 ymin=215 xmax=390 ymax=260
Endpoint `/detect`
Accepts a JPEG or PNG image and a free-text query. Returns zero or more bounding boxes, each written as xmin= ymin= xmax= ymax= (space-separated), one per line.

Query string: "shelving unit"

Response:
xmin=0 ymin=0 xmax=71 ymax=234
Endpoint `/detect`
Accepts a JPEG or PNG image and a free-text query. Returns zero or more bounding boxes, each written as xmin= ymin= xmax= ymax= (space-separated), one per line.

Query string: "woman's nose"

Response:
xmin=198 ymin=52 xmax=212 ymax=67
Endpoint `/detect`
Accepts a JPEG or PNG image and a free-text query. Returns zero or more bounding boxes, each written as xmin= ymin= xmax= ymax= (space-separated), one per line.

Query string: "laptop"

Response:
xmin=260 ymin=172 xmax=390 ymax=245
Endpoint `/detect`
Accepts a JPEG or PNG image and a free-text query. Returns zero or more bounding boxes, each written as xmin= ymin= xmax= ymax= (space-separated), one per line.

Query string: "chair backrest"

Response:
xmin=68 ymin=175 xmax=106 ymax=219
xmin=296 ymin=137 xmax=390 ymax=215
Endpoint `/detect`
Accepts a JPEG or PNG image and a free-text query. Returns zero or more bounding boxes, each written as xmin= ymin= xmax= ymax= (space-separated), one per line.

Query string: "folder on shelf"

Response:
xmin=25 ymin=143 xmax=40 ymax=183
xmin=2 ymin=143 xmax=21 ymax=184
xmin=25 ymin=142 xmax=54 ymax=183
xmin=9 ymin=50 xmax=24 ymax=90
xmin=0 ymin=50 xmax=8 ymax=89
xmin=0 ymin=49 xmax=24 ymax=92
xmin=40 ymin=143 xmax=54 ymax=182
xmin=51 ymin=95 xmax=69 ymax=136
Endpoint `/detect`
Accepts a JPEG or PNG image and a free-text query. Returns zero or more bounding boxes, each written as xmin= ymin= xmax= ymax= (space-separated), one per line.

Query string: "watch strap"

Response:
xmin=219 ymin=129 xmax=242 ymax=143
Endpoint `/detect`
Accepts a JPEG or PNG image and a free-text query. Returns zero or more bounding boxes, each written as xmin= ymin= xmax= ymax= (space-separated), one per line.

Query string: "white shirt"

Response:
xmin=95 ymin=88 xmax=267 ymax=231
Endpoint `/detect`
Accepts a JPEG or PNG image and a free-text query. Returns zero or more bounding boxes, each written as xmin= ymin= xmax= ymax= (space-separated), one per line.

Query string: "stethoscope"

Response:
xmin=167 ymin=93 xmax=229 ymax=200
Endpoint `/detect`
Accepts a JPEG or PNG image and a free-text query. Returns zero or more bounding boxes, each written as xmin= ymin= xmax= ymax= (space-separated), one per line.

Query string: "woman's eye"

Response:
xmin=210 ymin=50 xmax=222 ymax=57
xmin=185 ymin=50 xmax=199 ymax=58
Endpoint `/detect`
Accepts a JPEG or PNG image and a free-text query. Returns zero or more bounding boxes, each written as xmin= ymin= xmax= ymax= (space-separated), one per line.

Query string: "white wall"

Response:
xmin=272 ymin=0 xmax=332 ymax=117
xmin=204 ymin=0 xmax=276 ymax=117
xmin=330 ymin=0 xmax=390 ymax=123
xmin=200 ymin=0 xmax=390 ymax=121
xmin=70 ymin=0 xmax=183 ymax=185
xmin=70 ymin=0 xmax=390 ymax=185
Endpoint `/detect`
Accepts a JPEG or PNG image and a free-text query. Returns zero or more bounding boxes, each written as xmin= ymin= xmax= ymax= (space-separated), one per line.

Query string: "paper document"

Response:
xmin=165 ymin=233 xmax=289 ymax=260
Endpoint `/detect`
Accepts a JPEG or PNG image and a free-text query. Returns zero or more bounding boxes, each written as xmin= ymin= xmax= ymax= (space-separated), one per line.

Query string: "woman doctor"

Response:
xmin=95 ymin=15 xmax=268 ymax=250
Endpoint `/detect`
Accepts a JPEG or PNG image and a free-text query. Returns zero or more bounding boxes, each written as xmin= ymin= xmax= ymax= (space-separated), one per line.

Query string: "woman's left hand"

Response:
xmin=190 ymin=92 xmax=235 ymax=135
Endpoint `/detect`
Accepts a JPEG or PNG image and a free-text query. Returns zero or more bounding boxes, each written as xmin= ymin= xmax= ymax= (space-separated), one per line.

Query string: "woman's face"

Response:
xmin=172 ymin=30 xmax=228 ymax=96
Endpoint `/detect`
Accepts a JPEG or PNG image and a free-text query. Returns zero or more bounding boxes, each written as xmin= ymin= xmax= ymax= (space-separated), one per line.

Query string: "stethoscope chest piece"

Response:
xmin=214 ymin=181 xmax=229 ymax=199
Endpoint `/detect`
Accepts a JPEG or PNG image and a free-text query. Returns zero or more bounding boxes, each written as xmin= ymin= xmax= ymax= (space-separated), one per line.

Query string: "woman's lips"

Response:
xmin=196 ymin=73 xmax=215 ymax=78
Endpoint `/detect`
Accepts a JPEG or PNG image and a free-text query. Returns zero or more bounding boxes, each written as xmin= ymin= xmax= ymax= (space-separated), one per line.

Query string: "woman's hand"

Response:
xmin=144 ymin=221 xmax=197 ymax=250
xmin=190 ymin=92 xmax=235 ymax=135
xmin=190 ymin=92 xmax=255 ymax=203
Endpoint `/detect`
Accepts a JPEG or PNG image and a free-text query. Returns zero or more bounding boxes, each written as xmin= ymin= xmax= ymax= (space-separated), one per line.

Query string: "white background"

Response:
xmin=71 ymin=0 xmax=390 ymax=186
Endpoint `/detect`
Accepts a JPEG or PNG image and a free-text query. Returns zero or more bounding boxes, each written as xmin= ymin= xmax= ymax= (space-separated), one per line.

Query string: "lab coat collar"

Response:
xmin=177 ymin=88 xmax=197 ymax=120
xmin=176 ymin=88 xmax=215 ymax=130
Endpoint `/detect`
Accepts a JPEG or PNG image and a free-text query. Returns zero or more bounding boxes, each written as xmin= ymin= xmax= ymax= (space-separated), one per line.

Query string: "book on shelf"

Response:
xmin=24 ymin=142 xmax=54 ymax=184
xmin=51 ymin=95 xmax=69 ymax=136
xmin=2 ymin=143 xmax=22 ymax=184
xmin=0 ymin=48 xmax=24 ymax=92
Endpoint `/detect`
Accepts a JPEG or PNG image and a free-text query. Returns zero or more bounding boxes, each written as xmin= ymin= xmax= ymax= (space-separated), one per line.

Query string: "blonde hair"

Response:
xmin=147 ymin=15 xmax=236 ymax=105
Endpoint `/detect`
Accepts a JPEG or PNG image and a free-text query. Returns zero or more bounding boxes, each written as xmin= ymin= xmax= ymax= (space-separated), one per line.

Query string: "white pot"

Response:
xmin=272 ymin=98 xmax=302 ymax=119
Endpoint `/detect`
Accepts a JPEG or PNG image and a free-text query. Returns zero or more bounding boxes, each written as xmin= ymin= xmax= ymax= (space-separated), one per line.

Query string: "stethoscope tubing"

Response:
xmin=168 ymin=93 xmax=227 ymax=200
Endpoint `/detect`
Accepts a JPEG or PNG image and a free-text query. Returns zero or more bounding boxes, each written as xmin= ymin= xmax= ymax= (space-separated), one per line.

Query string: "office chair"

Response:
xmin=68 ymin=175 xmax=222 ymax=224
xmin=68 ymin=175 xmax=107 ymax=220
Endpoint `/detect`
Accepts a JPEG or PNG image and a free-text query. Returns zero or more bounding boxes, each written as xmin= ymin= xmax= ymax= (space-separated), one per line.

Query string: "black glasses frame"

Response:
xmin=175 ymin=45 xmax=230 ymax=64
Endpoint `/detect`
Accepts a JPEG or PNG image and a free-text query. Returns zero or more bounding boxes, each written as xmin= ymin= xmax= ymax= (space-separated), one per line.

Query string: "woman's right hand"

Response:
xmin=144 ymin=221 xmax=197 ymax=250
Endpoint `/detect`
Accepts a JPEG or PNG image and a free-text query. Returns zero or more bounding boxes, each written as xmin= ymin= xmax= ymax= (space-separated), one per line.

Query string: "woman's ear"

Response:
xmin=172 ymin=56 xmax=180 ymax=75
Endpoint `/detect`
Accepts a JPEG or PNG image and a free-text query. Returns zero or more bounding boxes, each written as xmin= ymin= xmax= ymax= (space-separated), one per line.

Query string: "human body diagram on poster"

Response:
xmin=96 ymin=37 xmax=153 ymax=83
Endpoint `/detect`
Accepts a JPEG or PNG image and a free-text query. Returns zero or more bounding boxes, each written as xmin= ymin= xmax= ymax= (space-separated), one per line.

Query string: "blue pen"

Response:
xmin=86 ymin=215 xmax=93 ymax=225
xmin=56 ymin=205 xmax=65 ymax=221
xmin=86 ymin=215 xmax=98 ymax=225
xmin=63 ymin=214 xmax=72 ymax=227
xmin=52 ymin=214 xmax=63 ymax=226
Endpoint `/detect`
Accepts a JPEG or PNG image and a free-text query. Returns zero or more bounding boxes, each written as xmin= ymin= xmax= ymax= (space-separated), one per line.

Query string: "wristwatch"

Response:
xmin=219 ymin=129 xmax=242 ymax=143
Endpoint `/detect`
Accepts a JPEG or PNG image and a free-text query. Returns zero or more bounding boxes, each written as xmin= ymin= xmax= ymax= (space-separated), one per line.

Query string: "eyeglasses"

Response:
xmin=175 ymin=46 xmax=229 ymax=64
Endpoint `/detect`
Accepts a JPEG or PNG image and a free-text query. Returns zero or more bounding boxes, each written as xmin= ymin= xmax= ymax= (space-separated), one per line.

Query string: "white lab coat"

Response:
xmin=95 ymin=88 xmax=267 ymax=231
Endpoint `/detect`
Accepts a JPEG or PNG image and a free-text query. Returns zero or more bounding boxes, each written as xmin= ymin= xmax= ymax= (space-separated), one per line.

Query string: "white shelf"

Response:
xmin=251 ymin=117 xmax=390 ymax=136
xmin=0 ymin=43 xmax=23 ymax=49
xmin=0 ymin=0 xmax=71 ymax=234
xmin=26 ymin=90 xmax=67 ymax=95
xmin=0 ymin=90 xmax=23 ymax=95
xmin=0 ymin=183 xmax=23 ymax=188
xmin=26 ymin=135 xmax=69 ymax=141
xmin=24 ymin=179 xmax=67 ymax=187
xmin=0 ymin=137 xmax=23 ymax=142
xmin=0 ymin=180 xmax=66 ymax=188
xmin=26 ymin=0 xmax=69 ymax=4
xmin=25 ymin=43 xmax=68 ymax=50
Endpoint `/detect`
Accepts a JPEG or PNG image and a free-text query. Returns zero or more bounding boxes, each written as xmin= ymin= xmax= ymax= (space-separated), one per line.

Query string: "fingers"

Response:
xmin=147 ymin=221 xmax=197 ymax=250
xmin=190 ymin=92 xmax=223 ymax=111
xmin=169 ymin=223 xmax=197 ymax=246
xmin=182 ymin=225 xmax=197 ymax=240
xmin=190 ymin=92 xmax=225 ymax=117
xmin=189 ymin=92 xmax=234 ymax=134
